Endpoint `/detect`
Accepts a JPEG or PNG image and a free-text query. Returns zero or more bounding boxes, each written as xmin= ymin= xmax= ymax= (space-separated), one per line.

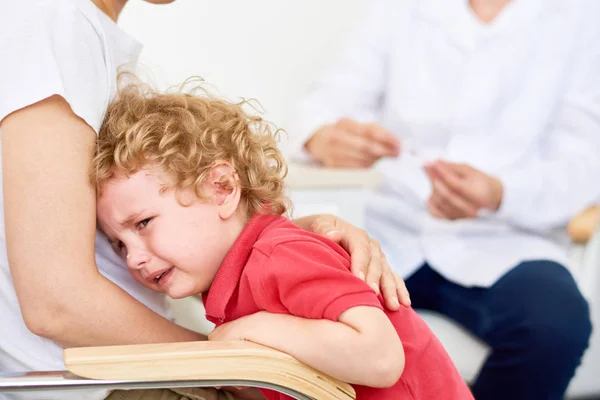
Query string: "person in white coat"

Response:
xmin=287 ymin=0 xmax=599 ymax=398
xmin=0 ymin=1 xmax=410 ymax=399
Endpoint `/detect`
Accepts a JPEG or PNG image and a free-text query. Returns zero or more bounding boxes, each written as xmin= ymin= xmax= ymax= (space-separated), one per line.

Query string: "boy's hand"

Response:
xmin=208 ymin=312 xmax=269 ymax=342
xmin=308 ymin=214 xmax=410 ymax=309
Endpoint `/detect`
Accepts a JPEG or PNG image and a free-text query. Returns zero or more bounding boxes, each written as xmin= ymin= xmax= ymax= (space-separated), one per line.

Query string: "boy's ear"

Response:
xmin=208 ymin=162 xmax=241 ymax=220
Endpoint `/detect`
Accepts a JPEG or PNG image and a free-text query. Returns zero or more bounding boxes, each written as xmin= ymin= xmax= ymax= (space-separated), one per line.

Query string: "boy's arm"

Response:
xmin=210 ymin=240 xmax=405 ymax=387
xmin=210 ymin=306 xmax=404 ymax=388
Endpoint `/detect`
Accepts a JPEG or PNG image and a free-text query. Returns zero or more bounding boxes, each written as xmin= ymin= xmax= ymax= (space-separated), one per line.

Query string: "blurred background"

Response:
xmin=120 ymin=0 xmax=367 ymax=129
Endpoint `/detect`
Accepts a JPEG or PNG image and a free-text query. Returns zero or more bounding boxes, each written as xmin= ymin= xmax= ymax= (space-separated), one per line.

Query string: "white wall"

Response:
xmin=119 ymin=0 xmax=369 ymax=129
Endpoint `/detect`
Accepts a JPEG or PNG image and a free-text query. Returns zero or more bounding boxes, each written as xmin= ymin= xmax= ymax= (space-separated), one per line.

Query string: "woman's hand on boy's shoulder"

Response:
xmin=305 ymin=214 xmax=411 ymax=310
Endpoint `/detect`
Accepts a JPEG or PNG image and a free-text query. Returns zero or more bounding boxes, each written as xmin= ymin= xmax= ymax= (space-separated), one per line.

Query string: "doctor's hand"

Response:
xmin=424 ymin=160 xmax=504 ymax=220
xmin=305 ymin=118 xmax=401 ymax=168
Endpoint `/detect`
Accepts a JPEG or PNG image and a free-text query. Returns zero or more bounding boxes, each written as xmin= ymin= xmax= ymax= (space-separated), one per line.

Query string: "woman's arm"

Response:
xmin=209 ymin=307 xmax=404 ymax=388
xmin=1 ymin=96 xmax=204 ymax=347
xmin=292 ymin=213 xmax=410 ymax=309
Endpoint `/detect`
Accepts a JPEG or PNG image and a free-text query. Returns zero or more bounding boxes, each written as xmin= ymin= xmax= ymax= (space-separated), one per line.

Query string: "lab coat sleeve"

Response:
xmin=495 ymin=11 xmax=600 ymax=231
xmin=282 ymin=0 xmax=401 ymax=160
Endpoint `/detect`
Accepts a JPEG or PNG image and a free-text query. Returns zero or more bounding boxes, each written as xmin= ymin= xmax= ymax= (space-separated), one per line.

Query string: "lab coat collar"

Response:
xmin=417 ymin=0 xmax=557 ymax=52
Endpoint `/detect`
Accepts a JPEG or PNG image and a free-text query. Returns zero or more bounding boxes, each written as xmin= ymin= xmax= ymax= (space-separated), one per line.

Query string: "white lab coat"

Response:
xmin=286 ymin=0 xmax=600 ymax=287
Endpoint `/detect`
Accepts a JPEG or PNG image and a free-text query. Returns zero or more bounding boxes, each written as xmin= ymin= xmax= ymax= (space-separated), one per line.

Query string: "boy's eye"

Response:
xmin=114 ymin=241 xmax=126 ymax=255
xmin=136 ymin=218 xmax=152 ymax=229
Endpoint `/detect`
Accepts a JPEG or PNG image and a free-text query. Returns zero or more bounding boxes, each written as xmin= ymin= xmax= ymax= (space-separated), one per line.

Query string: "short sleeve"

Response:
xmin=0 ymin=0 xmax=109 ymax=132
xmin=253 ymin=239 xmax=383 ymax=322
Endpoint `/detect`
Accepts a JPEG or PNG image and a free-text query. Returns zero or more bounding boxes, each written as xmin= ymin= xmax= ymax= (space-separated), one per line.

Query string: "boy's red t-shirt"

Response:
xmin=203 ymin=215 xmax=472 ymax=400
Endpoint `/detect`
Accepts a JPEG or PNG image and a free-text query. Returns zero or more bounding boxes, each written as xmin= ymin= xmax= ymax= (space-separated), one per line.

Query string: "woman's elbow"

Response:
xmin=12 ymin=262 xmax=99 ymax=340
xmin=19 ymin=295 xmax=73 ymax=340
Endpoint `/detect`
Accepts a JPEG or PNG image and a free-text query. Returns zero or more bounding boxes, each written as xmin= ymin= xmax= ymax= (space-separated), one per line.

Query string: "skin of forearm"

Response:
xmin=245 ymin=313 xmax=400 ymax=387
xmin=43 ymin=271 xmax=205 ymax=348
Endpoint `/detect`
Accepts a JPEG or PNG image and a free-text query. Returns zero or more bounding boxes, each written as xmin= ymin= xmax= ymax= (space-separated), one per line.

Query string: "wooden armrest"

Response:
xmin=568 ymin=206 xmax=600 ymax=244
xmin=64 ymin=340 xmax=355 ymax=400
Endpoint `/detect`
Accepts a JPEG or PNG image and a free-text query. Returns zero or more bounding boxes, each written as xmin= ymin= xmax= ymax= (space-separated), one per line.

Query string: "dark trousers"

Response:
xmin=406 ymin=261 xmax=592 ymax=400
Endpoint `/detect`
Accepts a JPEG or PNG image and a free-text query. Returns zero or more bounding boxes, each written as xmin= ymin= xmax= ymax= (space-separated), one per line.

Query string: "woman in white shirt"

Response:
xmin=0 ymin=1 xmax=409 ymax=399
xmin=288 ymin=0 xmax=599 ymax=399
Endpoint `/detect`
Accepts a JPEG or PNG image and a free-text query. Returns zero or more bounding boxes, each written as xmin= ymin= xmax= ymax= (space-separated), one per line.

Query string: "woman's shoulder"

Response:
xmin=3 ymin=0 xmax=134 ymax=50
xmin=4 ymin=0 xmax=99 ymax=26
xmin=1 ymin=0 xmax=108 ymax=61
xmin=0 ymin=0 xmax=140 ymax=132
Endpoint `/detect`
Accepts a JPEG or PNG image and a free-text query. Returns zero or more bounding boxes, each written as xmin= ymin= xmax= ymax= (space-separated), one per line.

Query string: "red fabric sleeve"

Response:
xmin=251 ymin=239 xmax=383 ymax=321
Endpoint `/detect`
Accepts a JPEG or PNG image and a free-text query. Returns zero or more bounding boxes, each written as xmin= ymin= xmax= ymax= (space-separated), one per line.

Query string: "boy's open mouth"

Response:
xmin=151 ymin=267 xmax=174 ymax=286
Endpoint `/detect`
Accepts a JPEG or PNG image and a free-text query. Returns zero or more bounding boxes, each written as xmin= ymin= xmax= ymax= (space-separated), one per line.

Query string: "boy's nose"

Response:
xmin=126 ymin=248 xmax=151 ymax=271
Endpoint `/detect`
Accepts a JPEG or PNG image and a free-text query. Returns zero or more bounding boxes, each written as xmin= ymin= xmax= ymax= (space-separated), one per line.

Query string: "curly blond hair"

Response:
xmin=93 ymin=79 xmax=288 ymax=217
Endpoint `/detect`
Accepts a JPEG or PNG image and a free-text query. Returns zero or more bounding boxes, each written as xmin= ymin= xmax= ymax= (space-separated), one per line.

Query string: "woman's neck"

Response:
xmin=469 ymin=0 xmax=511 ymax=23
xmin=91 ymin=0 xmax=127 ymax=21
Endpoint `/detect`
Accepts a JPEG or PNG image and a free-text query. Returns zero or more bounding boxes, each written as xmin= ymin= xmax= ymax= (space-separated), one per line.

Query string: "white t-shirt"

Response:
xmin=0 ymin=0 xmax=171 ymax=398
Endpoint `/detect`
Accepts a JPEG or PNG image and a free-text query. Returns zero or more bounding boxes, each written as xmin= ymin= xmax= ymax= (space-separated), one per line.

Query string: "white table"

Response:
xmin=286 ymin=162 xmax=380 ymax=228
